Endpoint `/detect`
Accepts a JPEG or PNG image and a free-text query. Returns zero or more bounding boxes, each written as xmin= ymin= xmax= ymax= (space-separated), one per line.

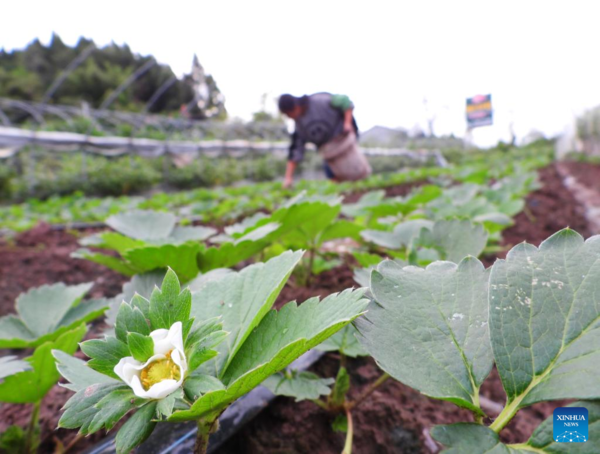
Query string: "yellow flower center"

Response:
xmin=140 ymin=350 xmax=181 ymax=390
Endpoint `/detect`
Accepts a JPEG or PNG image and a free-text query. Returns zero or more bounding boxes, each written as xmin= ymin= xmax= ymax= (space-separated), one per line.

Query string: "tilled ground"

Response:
xmin=0 ymin=163 xmax=592 ymax=453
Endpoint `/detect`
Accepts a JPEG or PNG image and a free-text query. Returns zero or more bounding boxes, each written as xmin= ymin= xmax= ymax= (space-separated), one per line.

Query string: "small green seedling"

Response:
xmin=74 ymin=210 xmax=216 ymax=281
xmin=0 ymin=282 xmax=107 ymax=453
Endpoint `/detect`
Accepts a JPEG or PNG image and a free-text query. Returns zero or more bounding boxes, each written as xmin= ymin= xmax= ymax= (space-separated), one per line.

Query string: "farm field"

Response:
xmin=2 ymin=140 xmax=600 ymax=454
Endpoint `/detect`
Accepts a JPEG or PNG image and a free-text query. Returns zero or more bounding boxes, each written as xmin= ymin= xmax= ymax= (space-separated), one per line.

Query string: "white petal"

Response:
xmin=150 ymin=328 xmax=171 ymax=355
xmin=170 ymin=348 xmax=188 ymax=375
xmin=114 ymin=356 xmax=143 ymax=384
xmin=144 ymin=379 xmax=179 ymax=399
xmin=167 ymin=322 xmax=184 ymax=353
xmin=129 ymin=375 xmax=149 ymax=398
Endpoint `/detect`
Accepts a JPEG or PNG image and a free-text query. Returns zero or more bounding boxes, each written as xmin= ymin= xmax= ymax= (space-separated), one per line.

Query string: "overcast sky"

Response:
xmin=3 ymin=1 xmax=600 ymax=146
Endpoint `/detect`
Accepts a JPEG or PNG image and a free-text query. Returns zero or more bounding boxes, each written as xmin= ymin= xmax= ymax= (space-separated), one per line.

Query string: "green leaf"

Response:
xmin=258 ymin=199 xmax=342 ymax=251
xmin=312 ymin=257 xmax=342 ymax=275
xmin=185 ymin=322 xmax=228 ymax=373
xmin=156 ymin=389 xmax=182 ymax=419
xmin=330 ymin=367 xmax=350 ymax=407
xmin=489 ymin=229 xmax=600 ymax=408
xmin=361 ymin=219 xmax=434 ymax=249
xmin=187 ymin=346 xmax=219 ymax=373
xmin=16 ymin=282 xmax=94 ymax=336
xmin=170 ymin=288 xmax=368 ymax=422
xmin=263 ymin=371 xmax=334 ymax=401
xmin=0 ymin=356 xmax=31 ymax=382
xmin=185 ymin=317 xmax=225 ymax=349
xmin=105 ymin=272 xmax=165 ymax=328
xmin=352 ymin=252 xmax=383 ymax=268
xmin=0 ymin=282 xmax=94 ymax=348
xmin=115 ymin=301 xmax=150 ymax=342
xmin=198 ymin=223 xmax=281 ymax=271
xmin=332 ymin=414 xmax=348 ymax=433
xmin=115 ymin=402 xmax=158 ymax=454
xmin=224 ymin=212 xmax=269 ymax=236
xmin=183 ymin=374 xmax=225 ymax=402
xmin=53 ymin=350 xmax=120 ymax=392
xmin=319 ymin=220 xmax=363 ymax=244
xmin=341 ymin=190 xmax=386 ymax=218
xmin=80 ymin=336 xmax=131 ymax=379
xmin=59 ymin=382 xmax=126 ymax=433
xmin=106 ymin=210 xmax=176 ymax=240
xmin=170 ymin=225 xmax=216 ymax=243
xmin=191 ymin=250 xmax=304 ymax=378
xmin=57 ymin=298 xmax=109 ymax=329
xmin=353 ymin=266 xmax=374 ymax=288
xmin=431 ymin=423 xmax=509 ymax=453
xmin=72 ymin=249 xmax=140 ymax=276
xmin=186 ymin=268 xmax=233 ymax=293
xmin=356 ymin=258 xmax=492 ymax=414
xmin=127 ymin=332 xmax=154 ymax=362
xmin=148 ymin=268 xmax=191 ymax=330
xmin=0 ymin=425 xmax=27 ymax=453
xmin=429 ymin=219 xmax=488 ymax=262
xmin=124 ymin=242 xmax=203 ymax=283
xmin=0 ymin=324 xmax=87 ymax=403
xmin=317 ymin=324 xmax=368 ymax=357
xmin=87 ymin=388 xmax=142 ymax=434
xmin=184 ymin=319 xmax=227 ymax=374
xmin=80 ymin=232 xmax=145 ymax=254
xmin=473 ymin=212 xmax=512 ymax=226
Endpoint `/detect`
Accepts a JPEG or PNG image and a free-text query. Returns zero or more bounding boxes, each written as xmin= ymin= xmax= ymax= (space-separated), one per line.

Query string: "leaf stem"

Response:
xmin=307 ymin=246 xmax=316 ymax=287
xmin=489 ymin=396 xmax=521 ymax=433
xmin=25 ymin=400 xmax=41 ymax=454
xmin=342 ymin=407 xmax=354 ymax=454
xmin=472 ymin=388 xmax=483 ymax=424
xmin=193 ymin=417 xmax=219 ymax=454
xmin=489 ymin=366 xmax=550 ymax=433
xmin=311 ymin=398 xmax=329 ymax=410
xmin=346 ymin=372 xmax=390 ymax=411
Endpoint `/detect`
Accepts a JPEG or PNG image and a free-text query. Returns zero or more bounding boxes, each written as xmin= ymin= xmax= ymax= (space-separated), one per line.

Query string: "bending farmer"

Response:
xmin=278 ymin=92 xmax=372 ymax=188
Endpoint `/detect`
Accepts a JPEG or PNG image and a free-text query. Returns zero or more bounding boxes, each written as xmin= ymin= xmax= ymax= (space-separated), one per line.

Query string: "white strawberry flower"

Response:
xmin=114 ymin=321 xmax=188 ymax=399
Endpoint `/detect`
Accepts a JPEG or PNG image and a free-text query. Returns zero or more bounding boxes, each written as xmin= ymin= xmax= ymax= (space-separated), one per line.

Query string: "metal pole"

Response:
xmin=100 ymin=59 xmax=156 ymax=111
xmin=40 ymin=44 xmax=96 ymax=105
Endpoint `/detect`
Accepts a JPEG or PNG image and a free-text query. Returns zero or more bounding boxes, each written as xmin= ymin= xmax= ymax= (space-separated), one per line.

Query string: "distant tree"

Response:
xmin=0 ymin=34 xmax=225 ymax=119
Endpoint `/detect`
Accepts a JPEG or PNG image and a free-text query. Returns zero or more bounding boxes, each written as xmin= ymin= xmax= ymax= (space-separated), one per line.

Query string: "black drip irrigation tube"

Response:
xmin=83 ymin=350 xmax=325 ymax=454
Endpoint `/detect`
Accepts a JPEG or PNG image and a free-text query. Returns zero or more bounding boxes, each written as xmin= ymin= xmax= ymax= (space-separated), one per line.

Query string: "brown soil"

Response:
xmin=0 ymin=164 xmax=590 ymax=454
xmin=0 ymin=224 xmax=127 ymax=314
xmin=497 ymin=164 xmax=591 ymax=252
xmin=557 ymin=160 xmax=600 ymax=191
xmin=0 ymin=224 xmax=128 ymax=453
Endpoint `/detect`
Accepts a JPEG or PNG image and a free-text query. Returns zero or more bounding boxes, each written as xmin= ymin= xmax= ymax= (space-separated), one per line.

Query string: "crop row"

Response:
xmin=2 ymin=141 xmax=594 ymax=453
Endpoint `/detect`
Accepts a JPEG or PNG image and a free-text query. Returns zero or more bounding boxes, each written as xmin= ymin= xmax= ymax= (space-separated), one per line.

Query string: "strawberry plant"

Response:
xmin=199 ymin=192 xmax=362 ymax=283
xmin=74 ymin=210 xmax=216 ymax=281
xmin=356 ymin=229 xmax=600 ymax=452
xmin=0 ymin=282 xmax=106 ymax=348
xmin=0 ymin=282 xmax=104 ymax=453
xmin=56 ymin=251 xmax=369 ymax=453
xmin=361 ymin=219 xmax=488 ymax=265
